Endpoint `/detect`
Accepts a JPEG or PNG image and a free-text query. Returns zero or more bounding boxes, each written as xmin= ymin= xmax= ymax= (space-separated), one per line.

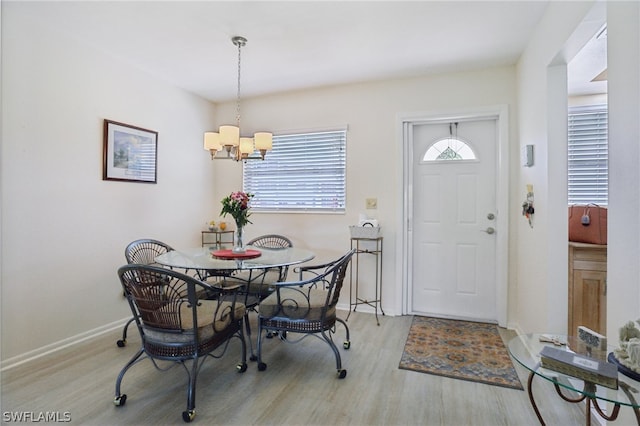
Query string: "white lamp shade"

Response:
xmin=219 ymin=125 xmax=240 ymax=146
xmin=239 ymin=137 xmax=254 ymax=154
xmin=254 ymin=132 xmax=273 ymax=151
xmin=203 ymin=132 xmax=222 ymax=151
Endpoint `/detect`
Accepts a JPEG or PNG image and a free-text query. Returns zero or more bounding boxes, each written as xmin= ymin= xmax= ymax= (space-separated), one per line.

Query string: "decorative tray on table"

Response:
xmin=211 ymin=249 xmax=262 ymax=260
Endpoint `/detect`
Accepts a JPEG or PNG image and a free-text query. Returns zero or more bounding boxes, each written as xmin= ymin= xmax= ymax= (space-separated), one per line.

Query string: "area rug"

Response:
xmin=399 ymin=316 xmax=523 ymax=390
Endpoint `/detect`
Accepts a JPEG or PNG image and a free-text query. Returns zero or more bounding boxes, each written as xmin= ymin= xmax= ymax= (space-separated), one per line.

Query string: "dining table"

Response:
xmin=154 ymin=245 xmax=315 ymax=280
xmin=155 ymin=245 xmax=316 ymax=361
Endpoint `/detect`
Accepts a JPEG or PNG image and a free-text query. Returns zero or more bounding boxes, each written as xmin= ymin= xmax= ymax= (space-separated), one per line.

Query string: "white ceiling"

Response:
xmin=9 ymin=1 xmax=606 ymax=102
xmin=568 ymin=25 xmax=608 ymax=97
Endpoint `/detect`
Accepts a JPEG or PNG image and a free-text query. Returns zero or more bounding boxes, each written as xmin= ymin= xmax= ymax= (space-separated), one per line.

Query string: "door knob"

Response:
xmin=487 ymin=213 xmax=495 ymax=220
xmin=481 ymin=227 xmax=495 ymax=235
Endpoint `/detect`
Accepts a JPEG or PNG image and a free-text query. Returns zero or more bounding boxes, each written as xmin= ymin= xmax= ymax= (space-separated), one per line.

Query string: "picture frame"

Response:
xmin=103 ymin=119 xmax=158 ymax=183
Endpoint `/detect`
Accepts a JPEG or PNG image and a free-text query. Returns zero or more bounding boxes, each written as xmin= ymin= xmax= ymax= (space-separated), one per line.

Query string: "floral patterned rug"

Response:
xmin=399 ymin=316 xmax=523 ymax=390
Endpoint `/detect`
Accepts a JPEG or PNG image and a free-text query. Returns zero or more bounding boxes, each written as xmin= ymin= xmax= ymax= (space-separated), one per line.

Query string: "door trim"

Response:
xmin=396 ymin=105 xmax=510 ymax=327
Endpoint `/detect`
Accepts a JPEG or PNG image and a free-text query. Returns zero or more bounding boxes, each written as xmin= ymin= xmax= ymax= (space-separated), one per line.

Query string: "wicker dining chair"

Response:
xmin=114 ymin=264 xmax=247 ymax=423
xmin=125 ymin=238 xmax=175 ymax=266
xmin=243 ymin=234 xmax=294 ymax=296
xmin=117 ymin=239 xmax=175 ymax=347
xmin=256 ymin=249 xmax=355 ymax=378
xmin=221 ymin=234 xmax=294 ymax=360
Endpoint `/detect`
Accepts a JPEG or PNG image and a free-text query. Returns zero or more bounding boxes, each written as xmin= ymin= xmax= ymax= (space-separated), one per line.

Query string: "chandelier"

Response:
xmin=204 ymin=36 xmax=272 ymax=161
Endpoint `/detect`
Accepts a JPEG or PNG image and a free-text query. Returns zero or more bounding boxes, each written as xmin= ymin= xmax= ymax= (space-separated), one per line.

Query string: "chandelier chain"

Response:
xmin=235 ymin=39 xmax=242 ymax=127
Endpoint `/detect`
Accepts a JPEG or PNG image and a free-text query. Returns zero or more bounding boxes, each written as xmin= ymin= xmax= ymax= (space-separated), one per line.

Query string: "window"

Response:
xmin=243 ymin=129 xmax=347 ymax=212
xmin=568 ymin=105 xmax=608 ymax=205
xmin=423 ymin=138 xmax=477 ymax=162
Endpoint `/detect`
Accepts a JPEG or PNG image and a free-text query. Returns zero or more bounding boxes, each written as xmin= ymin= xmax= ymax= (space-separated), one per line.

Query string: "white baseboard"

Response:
xmin=509 ymin=322 xmax=525 ymax=335
xmin=336 ymin=302 xmax=393 ymax=317
xmin=1 ymin=317 xmax=130 ymax=372
xmin=2 ymin=305 xmax=396 ymax=372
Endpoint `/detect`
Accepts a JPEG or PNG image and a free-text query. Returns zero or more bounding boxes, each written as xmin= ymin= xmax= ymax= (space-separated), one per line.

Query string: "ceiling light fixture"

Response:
xmin=204 ymin=36 xmax=272 ymax=161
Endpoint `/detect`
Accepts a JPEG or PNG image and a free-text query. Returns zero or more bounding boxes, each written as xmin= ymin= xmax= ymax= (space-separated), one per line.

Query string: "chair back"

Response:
xmin=118 ymin=265 xmax=242 ymax=349
xmin=296 ymin=249 xmax=355 ymax=313
xmin=248 ymin=234 xmax=293 ymax=249
xmin=320 ymin=250 xmax=355 ymax=309
xmin=247 ymin=234 xmax=293 ymax=281
xmin=118 ymin=265 xmax=201 ymax=331
xmin=125 ymin=239 xmax=174 ymax=265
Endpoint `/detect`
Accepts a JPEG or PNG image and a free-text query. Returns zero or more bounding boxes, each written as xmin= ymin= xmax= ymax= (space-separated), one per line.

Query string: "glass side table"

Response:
xmin=508 ymin=333 xmax=640 ymax=425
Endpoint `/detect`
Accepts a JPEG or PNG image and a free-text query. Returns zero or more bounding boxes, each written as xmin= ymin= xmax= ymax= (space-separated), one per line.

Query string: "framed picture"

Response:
xmin=103 ymin=119 xmax=158 ymax=183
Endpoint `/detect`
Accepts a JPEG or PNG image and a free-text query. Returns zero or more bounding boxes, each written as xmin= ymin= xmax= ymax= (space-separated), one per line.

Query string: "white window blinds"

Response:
xmin=243 ymin=129 xmax=347 ymax=212
xmin=568 ymin=105 xmax=608 ymax=205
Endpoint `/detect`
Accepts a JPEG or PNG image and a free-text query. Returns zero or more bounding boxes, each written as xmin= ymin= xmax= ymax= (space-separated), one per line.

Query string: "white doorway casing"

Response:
xmin=397 ymin=105 xmax=510 ymax=327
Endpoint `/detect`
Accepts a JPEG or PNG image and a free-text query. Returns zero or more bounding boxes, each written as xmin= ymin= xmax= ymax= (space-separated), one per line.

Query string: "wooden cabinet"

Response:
xmin=568 ymin=242 xmax=607 ymax=336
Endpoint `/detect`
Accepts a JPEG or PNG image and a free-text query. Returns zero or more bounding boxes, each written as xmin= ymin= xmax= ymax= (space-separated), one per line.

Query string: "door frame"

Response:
xmin=396 ymin=105 xmax=510 ymax=327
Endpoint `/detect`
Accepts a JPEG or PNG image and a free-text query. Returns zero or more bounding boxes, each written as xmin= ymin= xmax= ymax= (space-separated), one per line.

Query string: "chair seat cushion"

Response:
xmin=144 ymin=300 xmax=245 ymax=344
xmin=259 ymin=287 xmax=334 ymax=322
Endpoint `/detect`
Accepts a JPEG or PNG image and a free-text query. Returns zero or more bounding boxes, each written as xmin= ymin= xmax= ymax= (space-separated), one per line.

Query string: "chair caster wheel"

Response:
xmin=258 ymin=362 xmax=267 ymax=371
xmin=337 ymin=369 xmax=347 ymax=379
xmin=249 ymin=354 xmax=257 ymax=361
xmin=343 ymin=340 xmax=351 ymax=350
xmin=116 ymin=340 xmax=126 ymax=348
xmin=182 ymin=409 xmax=195 ymax=422
xmin=237 ymin=362 xmax=248 ymax=373
xmin=114 ymin=394 xmax=127 ymax=406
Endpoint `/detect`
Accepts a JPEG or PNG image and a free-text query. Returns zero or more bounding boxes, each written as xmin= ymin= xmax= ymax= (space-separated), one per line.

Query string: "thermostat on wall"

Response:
xmin=521 ymin=145 xmax=534 ymax=167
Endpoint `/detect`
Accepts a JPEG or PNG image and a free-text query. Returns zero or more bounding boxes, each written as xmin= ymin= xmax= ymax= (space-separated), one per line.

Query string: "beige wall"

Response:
xmin=515 ymin=0 xmax=600 ymax=335
xmin=1 ymin=5 xmax=217 ymax=362
xmin=515 ymin=0 xmax=640 ymax=345
xmin=606 ymin=0 xmax=640 ymax=344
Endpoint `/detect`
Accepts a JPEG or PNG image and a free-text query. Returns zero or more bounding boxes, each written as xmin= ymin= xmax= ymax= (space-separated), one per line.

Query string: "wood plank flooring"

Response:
xmin=1 ymin=312 xmax=591 ymax=425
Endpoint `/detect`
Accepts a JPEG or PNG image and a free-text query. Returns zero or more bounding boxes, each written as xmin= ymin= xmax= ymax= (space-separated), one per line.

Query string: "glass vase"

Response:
xmin=233 ymin=222 xmax=245 ymax=253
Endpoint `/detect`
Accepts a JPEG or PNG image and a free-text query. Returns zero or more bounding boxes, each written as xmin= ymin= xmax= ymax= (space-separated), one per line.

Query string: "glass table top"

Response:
xmin=155 ymin=246 xmax=315 ymax=271
xmin=508 ymin=333 xmax=640 ymax=408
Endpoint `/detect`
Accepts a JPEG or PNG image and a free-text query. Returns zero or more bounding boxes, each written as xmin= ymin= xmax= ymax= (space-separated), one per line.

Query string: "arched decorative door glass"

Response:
xmin=422 ymin=137 xmax=477 ymax=161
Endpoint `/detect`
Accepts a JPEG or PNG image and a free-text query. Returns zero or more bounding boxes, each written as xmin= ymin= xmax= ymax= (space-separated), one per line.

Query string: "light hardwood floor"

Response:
xmin=2 ymin=311 xmax=591 ymax=425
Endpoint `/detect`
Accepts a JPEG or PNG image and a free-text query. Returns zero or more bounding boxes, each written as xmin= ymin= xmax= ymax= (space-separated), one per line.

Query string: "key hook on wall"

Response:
xmin=522 ymin=185 xmax=534 ymax=228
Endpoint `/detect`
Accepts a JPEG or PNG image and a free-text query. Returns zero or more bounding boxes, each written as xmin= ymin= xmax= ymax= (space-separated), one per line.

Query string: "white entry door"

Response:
xmin=411 ymin=119 xmax=497 ymax=322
